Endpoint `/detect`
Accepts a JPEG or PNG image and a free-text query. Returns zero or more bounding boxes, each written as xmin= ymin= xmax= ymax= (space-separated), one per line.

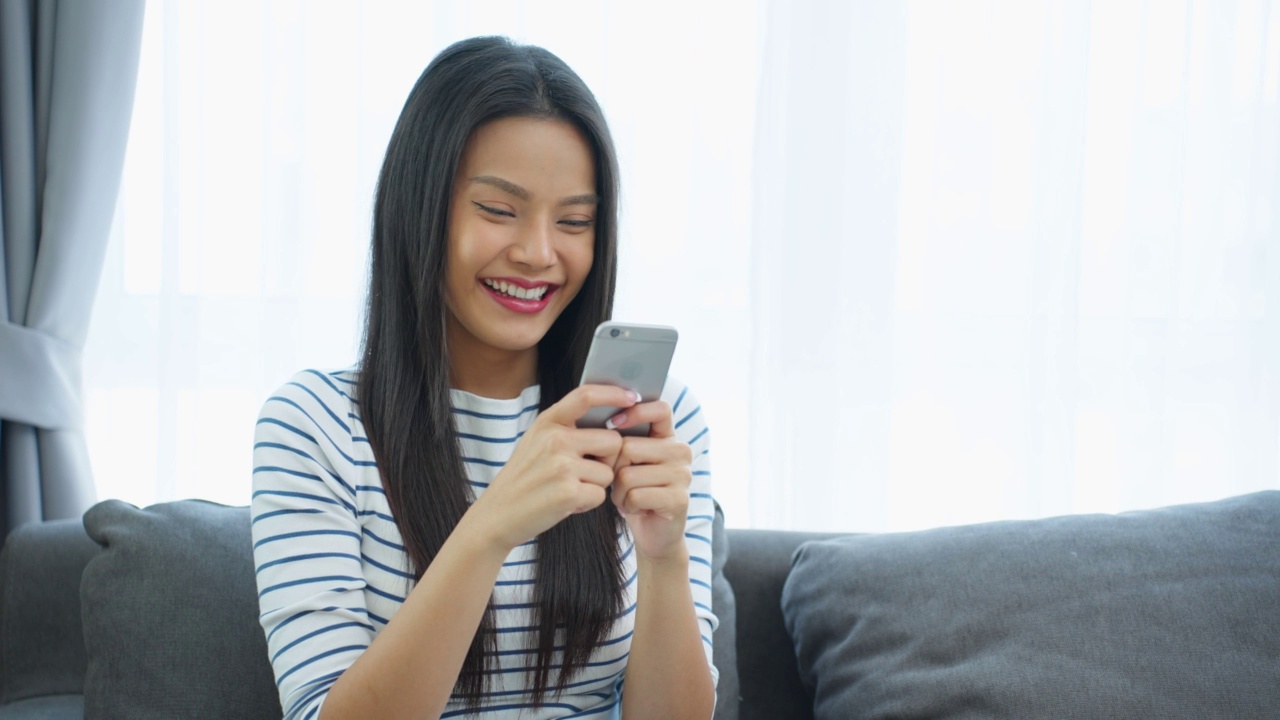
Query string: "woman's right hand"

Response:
xmin=464 ymin=384 xmax=639 ymax=552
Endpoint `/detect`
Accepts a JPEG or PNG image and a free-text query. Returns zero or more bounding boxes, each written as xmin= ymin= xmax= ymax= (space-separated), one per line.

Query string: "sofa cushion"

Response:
xmin=781 ymin=491 xmax=1280 ymax=720
xmin=80 ymin=499 xmax=281 ymax=719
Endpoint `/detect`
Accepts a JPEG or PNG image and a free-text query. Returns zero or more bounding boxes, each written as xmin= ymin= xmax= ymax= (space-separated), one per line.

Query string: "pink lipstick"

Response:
xmin=481 ymin=278 xmax=556 ymax=314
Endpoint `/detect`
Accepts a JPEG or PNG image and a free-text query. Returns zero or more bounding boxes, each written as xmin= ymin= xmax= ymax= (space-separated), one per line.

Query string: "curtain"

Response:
xmin=751 ymin=0 xmax=1280 ymax=531
xmin=80 ymin=0 xmax=761 ymax=509
xmin=83 ymin=0 xmax=1279 ymax=532
xmin=0 ymin=0 xmax=146 ymax=535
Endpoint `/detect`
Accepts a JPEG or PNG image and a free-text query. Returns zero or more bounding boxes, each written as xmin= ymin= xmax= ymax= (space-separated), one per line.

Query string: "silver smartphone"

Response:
xmin=576 ymin=321 xmax=679 ymax=437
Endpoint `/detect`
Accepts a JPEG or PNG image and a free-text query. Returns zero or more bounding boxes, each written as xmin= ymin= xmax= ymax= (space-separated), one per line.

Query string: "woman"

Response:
xmin=250 ymin=37 xmax=718 ymax=720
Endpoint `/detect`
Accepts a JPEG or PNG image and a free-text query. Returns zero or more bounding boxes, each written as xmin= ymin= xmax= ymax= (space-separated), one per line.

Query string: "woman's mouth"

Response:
xmin=481 ymin=278 xmax=556 ymax=314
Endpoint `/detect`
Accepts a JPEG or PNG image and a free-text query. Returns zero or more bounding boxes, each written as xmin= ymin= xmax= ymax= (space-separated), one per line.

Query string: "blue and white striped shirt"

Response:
xmin=251 ymin=368 xmax=718 ymax=720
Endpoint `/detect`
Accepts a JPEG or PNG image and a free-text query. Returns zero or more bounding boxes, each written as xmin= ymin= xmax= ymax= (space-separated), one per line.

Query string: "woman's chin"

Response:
xmin=484 ymin=323 xmax=555 ymax=353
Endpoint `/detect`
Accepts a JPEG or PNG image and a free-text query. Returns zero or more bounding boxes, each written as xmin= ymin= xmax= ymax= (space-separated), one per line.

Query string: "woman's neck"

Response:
xmin=446 ymin=325 xmax=538 ymax=400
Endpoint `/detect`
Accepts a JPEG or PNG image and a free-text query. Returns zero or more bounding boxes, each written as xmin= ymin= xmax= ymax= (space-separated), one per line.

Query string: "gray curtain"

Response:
xmin=0 ymin=0 xmax=145 ymax=535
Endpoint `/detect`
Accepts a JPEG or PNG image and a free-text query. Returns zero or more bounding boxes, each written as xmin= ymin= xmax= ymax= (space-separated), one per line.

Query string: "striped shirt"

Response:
xmin=251 ymin=368 xmax=718 ymax=720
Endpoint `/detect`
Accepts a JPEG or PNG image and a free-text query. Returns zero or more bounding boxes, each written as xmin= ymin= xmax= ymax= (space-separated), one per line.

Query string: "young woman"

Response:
xmin=250 ymin=37 xmax=718 ymax=720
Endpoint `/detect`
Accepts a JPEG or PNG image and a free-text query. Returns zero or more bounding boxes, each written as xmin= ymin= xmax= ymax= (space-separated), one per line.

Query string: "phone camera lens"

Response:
xmin=610 ymin=328 xmax=621 ymax=338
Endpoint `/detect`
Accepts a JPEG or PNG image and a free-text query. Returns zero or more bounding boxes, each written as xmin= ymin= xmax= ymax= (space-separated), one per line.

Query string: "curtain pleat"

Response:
xmin=0 ymin=0 xmax=146 ymax=535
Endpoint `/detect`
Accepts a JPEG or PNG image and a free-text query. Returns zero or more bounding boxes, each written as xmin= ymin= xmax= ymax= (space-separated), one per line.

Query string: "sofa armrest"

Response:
xmin=0 ymin=519 xmax=99 ymax=707
xmin=724 ymin=529 xmax=845 ymax=720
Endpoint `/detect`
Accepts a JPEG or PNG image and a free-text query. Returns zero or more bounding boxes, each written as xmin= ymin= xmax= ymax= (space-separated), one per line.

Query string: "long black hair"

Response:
xmin=356 ymin=37 xmax=623 ymax=707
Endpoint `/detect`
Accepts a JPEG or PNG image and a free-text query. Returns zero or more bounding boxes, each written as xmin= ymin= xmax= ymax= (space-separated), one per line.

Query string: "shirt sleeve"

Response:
xmin=251 ymin=371 xmax=375 ymax=720
xmin=665 ymin=378 xmax=719 ymax=687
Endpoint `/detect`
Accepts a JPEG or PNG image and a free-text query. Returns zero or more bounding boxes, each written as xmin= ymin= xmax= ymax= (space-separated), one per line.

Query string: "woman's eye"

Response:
xmin=473 ymin=201 xmax=514 ymax=218
xmin=559 ymin=218 xmax=594 ymax=229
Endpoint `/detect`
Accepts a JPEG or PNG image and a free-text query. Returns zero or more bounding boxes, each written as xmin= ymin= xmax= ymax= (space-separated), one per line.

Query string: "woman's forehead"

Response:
xmin=457 ymin=117 xmax=596 ymax=199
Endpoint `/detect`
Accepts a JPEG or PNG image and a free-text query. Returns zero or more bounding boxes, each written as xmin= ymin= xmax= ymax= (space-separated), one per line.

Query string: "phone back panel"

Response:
xmin=577 ymin=323 xmax=677 ymax=436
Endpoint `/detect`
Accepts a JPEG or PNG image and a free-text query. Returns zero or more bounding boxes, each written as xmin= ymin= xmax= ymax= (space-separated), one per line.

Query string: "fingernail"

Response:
xmin=606 ymin=412 xmax=626 ymax=430
xmin=628 ymin=391 xmax=641 ymax=404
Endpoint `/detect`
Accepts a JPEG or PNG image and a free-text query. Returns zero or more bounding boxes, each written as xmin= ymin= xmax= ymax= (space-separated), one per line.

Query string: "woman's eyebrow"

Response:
xmin=470 ymin=175 xmax=529 ymax=200
xmin=559 ymin=193 xmax=600 ymax=207
xmin=470 ymin=175 xmax=598 ymax=207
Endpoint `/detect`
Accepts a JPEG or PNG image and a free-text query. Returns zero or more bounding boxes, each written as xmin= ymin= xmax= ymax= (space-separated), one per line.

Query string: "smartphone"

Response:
xmin=576 ymin=321 xmax=679 ymax=436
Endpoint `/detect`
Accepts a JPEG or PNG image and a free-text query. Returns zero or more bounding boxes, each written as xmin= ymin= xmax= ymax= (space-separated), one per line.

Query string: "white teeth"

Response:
xmin=484 ymin=279 xmax=548 ymax=301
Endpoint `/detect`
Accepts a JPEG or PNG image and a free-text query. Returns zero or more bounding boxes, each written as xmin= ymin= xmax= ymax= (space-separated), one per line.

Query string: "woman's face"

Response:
xmin=444 ymin=116 xmax=598 ymax=363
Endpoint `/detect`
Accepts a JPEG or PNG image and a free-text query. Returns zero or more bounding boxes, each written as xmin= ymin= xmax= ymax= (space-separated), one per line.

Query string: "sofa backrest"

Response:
xmin=722 ymin=529 xmax=843 ymax=720
xmin=0 ymin=518 xmax=98 ymax=706
xmin=0 ymin=500 xmax=770 ymax=720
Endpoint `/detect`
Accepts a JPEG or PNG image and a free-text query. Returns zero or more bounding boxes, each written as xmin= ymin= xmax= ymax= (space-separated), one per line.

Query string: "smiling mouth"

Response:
xmin=482 ymin=278 xmax=554 ymax=301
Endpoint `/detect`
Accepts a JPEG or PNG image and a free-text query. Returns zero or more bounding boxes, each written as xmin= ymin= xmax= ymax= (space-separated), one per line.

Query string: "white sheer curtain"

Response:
xmin=84 ymin=0 xmax=762 ymax=513
xmin=85 ymin=0 xmax=1280 ymax=531
xmin=751 ymin=0 xmax=1280 ymax=531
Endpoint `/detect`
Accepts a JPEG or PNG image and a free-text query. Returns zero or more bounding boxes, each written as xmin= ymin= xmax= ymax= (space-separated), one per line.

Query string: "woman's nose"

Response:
xmin=510 ymin=223 xmax=555 ymax=269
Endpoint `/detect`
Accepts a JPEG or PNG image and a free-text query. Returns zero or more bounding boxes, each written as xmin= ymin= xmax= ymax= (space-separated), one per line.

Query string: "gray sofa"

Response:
xmin=1 ymin=491 xmax=1278 ymax=719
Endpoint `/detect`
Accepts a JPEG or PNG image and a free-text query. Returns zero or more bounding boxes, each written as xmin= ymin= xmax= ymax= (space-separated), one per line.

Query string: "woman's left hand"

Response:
xmin=607 ymin=400 xmax=693 ymax=561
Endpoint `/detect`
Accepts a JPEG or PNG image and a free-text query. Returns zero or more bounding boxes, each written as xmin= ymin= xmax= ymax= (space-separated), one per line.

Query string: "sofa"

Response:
xmin=1 ymin=491 xmax=1277 ymax=720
